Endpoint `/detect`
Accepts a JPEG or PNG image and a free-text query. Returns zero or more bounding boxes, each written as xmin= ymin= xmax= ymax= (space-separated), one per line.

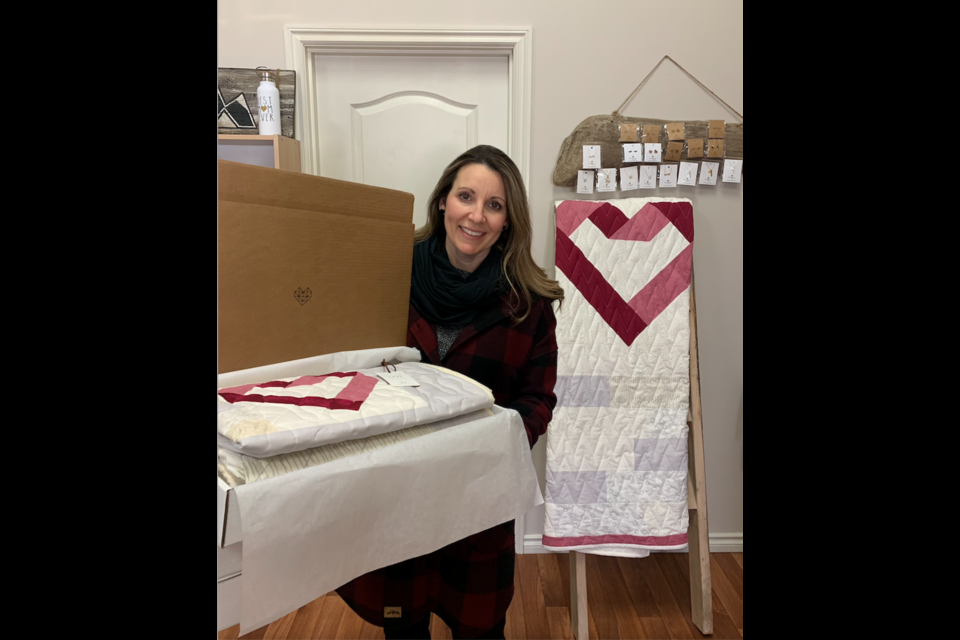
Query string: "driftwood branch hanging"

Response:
xmin=552 ymin=115 xmax=743 ymax=187
xmin=554 ymin=56 xmax=743 ymax=187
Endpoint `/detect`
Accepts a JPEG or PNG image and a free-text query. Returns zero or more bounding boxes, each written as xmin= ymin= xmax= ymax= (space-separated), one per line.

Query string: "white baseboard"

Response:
xmin=706 ymin=533 xmax=743 ymax=553
xmin=520 ymin=533 xmax=742 ymax=554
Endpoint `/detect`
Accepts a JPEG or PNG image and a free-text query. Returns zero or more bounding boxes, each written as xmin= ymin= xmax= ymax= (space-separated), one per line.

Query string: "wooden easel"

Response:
xmin=568 ymin=279 xmax=713 ymax=636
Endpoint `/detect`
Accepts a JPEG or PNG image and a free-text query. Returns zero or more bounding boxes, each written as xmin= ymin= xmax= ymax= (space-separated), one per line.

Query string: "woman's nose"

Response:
xmin=467 ymin=206 xmax=485 ymax=223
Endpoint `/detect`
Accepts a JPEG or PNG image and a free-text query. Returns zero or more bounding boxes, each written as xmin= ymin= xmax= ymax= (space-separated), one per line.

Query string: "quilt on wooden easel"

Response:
xmin=543 ymin=197 xmax=693 ymax=557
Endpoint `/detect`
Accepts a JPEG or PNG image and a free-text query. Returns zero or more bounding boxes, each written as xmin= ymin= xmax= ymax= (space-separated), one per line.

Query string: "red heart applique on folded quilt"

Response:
xmin=218 ymin=371 xmax=379 ymax=411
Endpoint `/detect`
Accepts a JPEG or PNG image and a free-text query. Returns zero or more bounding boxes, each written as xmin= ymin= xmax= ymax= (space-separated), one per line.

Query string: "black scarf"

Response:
xmin=410 ymin=234 xmax=508 ymax=326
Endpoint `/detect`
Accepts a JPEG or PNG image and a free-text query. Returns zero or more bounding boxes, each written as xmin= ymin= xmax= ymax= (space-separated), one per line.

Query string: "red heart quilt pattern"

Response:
xmin=218 ymin=371 xmax=380 ymax=411
xmin=555 ymin=200 xmax=694 ymax=346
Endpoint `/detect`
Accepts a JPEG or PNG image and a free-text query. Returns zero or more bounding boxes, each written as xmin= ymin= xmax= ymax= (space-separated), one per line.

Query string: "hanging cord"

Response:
xmin=613 ymin=55 xmax=743 ymax=121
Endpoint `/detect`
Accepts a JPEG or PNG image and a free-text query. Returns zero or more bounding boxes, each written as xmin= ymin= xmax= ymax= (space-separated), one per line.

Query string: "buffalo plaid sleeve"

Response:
xmin=506 ymin=301 xmax=558 ymax=449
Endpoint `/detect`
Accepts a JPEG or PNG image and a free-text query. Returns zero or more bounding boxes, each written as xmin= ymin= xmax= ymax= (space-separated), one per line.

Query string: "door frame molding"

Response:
xmin=283 ymin=27 xmax=533 ymax=187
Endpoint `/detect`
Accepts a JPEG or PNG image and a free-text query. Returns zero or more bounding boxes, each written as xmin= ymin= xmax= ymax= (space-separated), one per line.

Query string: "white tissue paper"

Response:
xmin=219 ymin=348 xmax=543 ymax=634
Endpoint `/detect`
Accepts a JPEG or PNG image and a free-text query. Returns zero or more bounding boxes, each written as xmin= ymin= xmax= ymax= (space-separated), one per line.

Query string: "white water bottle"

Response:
xmin=256 ymin=67 xmax=281 ymax=136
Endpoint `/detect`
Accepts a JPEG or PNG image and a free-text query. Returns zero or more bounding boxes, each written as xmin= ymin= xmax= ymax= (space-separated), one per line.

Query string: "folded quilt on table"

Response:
xmin=218 ymin=362 xmax=494 ymax=459
xmin=544 ymin=197 xmax=693 ymax=558
xmin=217 ymin=408 xmax=493 ymax=487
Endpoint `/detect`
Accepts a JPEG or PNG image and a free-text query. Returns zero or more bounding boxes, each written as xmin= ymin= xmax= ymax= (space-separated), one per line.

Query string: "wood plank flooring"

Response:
xmin=219 ymin=552 xmax=743 ymax=640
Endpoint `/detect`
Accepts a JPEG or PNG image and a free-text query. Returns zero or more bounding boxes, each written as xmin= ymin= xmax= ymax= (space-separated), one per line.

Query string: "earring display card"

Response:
xmin=644 ymin=143 xmax=662 ymax=163
xmin=699 ymin=162 xmax=719 ymax=185
xmin=638 ymin=165 xmax=658 ymax=189
xmin=642 ymin=124 xmax=661 ymax=144
xmin=659 ymin=164 xmax=678 ymax=188
xmin=722 ymin=159 xmax=743 ymax=183
xmin=667 ymin=122 xmax=685 ymax=140
xmin=620 ymin=165 xmax=639 ymax=191
xmin=619 ymin=123 xmax=639 ymax=142
xmin=678 ymin=161 xmax=698 ymax=186
xmin=664 ymin=141 xmax=683 ymax=162
xmin=577 ymin=170 xmax=595 ymax=194
xmin=686 ymin=139 xmax=704 ymax=158
xmin=597 ymin=168 xmax=617 ymax=192
xmin=707 ymin=139 xmax=724 ymax=158
xmin=708 ymin=120 xmax=725 ymax=138
xmin=583 ymin=145 xmax=601 ymax=169
xmin=622 ymin=143 xmax=643 ymax=163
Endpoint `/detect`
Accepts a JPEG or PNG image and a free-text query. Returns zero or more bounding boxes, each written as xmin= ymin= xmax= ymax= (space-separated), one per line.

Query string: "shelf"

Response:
xmin=217 ymin=134 xmax=301 ymax=172
xmin=218 ymin=134 xmax=284 ymax=141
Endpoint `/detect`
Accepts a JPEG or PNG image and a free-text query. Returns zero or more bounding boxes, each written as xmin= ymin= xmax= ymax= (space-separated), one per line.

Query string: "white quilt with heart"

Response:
xmin=218 ymin=362 xmax=494 ymax=458
xmin=543 ymin=197 xmax=693 ymax=557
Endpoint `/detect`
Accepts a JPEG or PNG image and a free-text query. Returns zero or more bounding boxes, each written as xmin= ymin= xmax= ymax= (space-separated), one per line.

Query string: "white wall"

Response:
xmin=219 ymin=0 xmax=743 ymax=548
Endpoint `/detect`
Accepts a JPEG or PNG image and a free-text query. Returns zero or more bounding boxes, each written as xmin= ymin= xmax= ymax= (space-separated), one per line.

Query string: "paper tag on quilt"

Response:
xmin=659 ymin=164 xmax=678 ymax=188
xmin=620 ymin=165 xmax=639 ymax=191
xmin=678 ymin=162 xmax=699 ymax=186
xmin=622 ymin=143 xmax=643 ymax=163
xmin=596 ymin=168 xmax=617 ymax=192
xmin=377 ymin=371 xmax=419 ymax=387
xmin=638 ymin=165 xmax=658 ymax=189
xmin=699 ymin=162 xmax=719 ymax=185
xmin=577 ymin=170 xmax=595 ymax=194
xmin=644 ymin=143 xmax=662 ymax=163
xmin=722 ymin=159 xmax=743 ymax=183
xmin=582 ymin=145 xmax=601 ymax=169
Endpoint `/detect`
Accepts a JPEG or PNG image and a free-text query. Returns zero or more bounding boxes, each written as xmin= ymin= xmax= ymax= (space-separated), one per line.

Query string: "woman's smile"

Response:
xmin=459 ymin=226 xmax=486 ymax=238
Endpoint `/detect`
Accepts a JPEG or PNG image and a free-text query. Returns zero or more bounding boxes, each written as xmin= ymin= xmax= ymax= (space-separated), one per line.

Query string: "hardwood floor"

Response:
xmin=219 ymin=552 xmax=743 ymax=640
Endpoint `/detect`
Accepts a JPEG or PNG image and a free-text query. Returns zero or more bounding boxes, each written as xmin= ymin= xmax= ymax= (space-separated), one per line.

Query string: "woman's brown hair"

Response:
xmin=414 ymin=145 xmax=564 ymax=323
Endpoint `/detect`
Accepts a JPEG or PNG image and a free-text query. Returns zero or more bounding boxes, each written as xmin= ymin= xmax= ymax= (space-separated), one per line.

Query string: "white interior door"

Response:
xmin=314 ymin=54 xmax=510 ymax=228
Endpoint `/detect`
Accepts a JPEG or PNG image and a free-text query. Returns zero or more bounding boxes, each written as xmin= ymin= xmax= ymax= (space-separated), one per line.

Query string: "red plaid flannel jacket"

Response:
xmin=336 ymin=293 xmax=558 ymax=637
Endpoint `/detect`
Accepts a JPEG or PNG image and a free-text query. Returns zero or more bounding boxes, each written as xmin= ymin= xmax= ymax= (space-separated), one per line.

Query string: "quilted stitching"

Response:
xmin=544 ymin=197 xmax=693 ymax=553
xmin=217 ymin=362 xmax=494 ymax=459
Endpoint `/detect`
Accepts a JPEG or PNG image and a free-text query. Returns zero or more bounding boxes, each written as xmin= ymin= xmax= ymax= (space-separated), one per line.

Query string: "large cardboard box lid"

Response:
xmin=218 ymin=160 xmax=415 ymax=373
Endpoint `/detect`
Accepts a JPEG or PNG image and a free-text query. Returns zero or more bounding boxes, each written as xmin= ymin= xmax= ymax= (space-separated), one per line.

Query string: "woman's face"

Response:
xmin=442 ymin=163 xmax=508 ymax=270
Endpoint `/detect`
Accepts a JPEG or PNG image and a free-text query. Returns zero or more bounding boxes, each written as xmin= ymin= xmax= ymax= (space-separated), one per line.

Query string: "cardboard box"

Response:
xmin=217 ymin=476 xmax=244 ymax=548
xmin=217 ymin=160 xmax=415 ymax=373
xmin=217 ymin=572 xmax=243 ymax=631
xmin=217 ymin=538 xmax=242 ymax=581
xmin=217 ymin=156 xmax=413 ymax=633
xmin=216 ymin=347 xmax=422 ymax=553
xmin=218 ymin=479 xmax=243 ymax=630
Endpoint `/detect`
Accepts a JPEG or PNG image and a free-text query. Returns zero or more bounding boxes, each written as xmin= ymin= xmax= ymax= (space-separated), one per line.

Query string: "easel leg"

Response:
xmin=569 ymin=551 xmax=588 ymax=640
xmin=687 ymin=279 xmax=713 ymax=634
xmin=687 ymin=508 xmax=713 ymax=634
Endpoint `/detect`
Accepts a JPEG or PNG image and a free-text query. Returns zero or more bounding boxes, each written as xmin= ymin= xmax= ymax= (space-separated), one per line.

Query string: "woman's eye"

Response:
xmin=489 ymin=201 xmax=501 ymax=210
xmin=459 ymin=193 xmax=470 ymax=201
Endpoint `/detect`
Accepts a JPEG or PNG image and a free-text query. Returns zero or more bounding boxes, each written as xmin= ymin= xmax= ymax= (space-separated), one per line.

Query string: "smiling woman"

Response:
xmin=335 ymin=145 xmax=565 ymax=639
xmin=441 ymin=163 xmax=508 ymax=272
xmin=415 ymin=144 xmax=563 ymax=324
